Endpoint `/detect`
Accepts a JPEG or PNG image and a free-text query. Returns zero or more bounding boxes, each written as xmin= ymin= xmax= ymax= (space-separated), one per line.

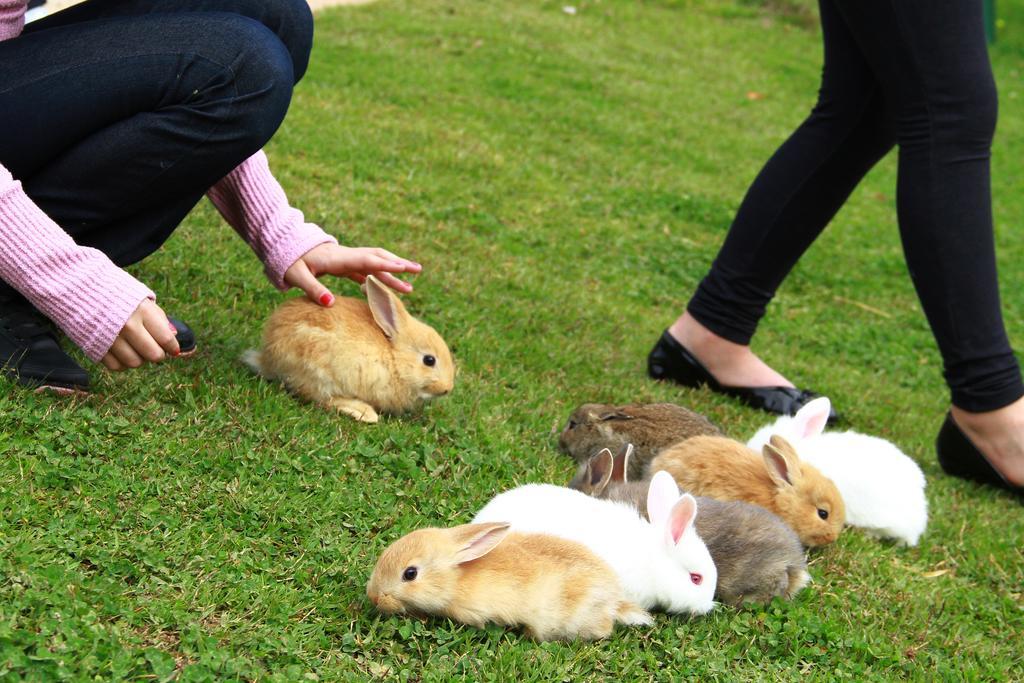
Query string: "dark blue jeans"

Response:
xmin=0 ymin=0 xmax=313 ymax=273
xmin=687 ymin=0 xmax=1022 ymax=412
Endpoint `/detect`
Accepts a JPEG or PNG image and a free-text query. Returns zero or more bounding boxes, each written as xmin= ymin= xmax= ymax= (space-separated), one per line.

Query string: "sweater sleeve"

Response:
xmin=206 ymin=150 xmax=337 ymax=289
xmin=0 ymin=0 xmax=26 ymax=42
xmin=0 ymin=166 xmax=155 ymax=361
xmin=0 ymin=2 xmax=151 ymax=362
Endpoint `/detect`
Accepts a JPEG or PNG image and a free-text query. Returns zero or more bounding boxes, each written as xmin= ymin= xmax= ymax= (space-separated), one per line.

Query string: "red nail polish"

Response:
xmin=172 ymin=349 xmax=180 ymax=357
xmin=169 ymin=323 xmax=177 ymax=333
xmin=319 ymin=292 xmax=334 ymax=306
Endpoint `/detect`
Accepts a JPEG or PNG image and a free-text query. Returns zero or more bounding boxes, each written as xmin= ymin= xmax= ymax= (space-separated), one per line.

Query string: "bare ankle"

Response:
xmin=668 ymin=312 xmax=742 ymax=360
xmin=949 ymin=397 xmax=1024 ymax=486
xmin=665 ymin=312 xmax=793 ymax=388
xmin=951 ymin=397 xmax=1024 ymax=431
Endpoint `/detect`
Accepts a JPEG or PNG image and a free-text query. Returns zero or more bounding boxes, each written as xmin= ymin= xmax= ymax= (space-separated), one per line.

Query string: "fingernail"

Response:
xmin=172 ymin=349 xmax=180 ymax=357
xmin=169 ymin=323 xmax=177 ymax=333
xmin=319 ymin=292 xmax=334 ymax=306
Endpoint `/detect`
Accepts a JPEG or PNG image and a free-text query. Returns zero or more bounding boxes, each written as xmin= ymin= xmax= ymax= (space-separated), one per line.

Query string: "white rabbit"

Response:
xmin=746 ymin=396 xmax=927 ymax=546
xmin=472 ymin=472 xmax=718 ymax=615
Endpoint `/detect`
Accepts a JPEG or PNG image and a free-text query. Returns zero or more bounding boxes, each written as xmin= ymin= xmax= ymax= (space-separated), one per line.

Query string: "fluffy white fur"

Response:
xmin=747 ymin=397 xmax=927 ymax=546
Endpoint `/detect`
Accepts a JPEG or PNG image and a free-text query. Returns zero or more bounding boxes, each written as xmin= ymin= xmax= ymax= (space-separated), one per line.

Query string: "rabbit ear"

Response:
xmin=646 ymin=470 xmax=680 ymax=525
xmin=452 ymin=523 xmax=512 ymax=564
xmin=587 ymin=449 xmax=615 ymax=491
xmin=763 ymin=436 xmax=803 ymax=488
xmin=365 ymin=274 xmax=411 ymax=340
xmin=791 ymin=397 xmax=831 ymax=439
xmin=598 ymin=410 xmax=633 ymax=422
xmin=611 ymin=443 xmax=633 ymax=483
xmin=665 ymin=493 xmax=698 ymax=545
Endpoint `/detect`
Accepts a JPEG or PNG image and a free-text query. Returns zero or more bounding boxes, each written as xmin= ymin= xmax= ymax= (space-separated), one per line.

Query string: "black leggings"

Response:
xmin=686 ymin=0 xmax=1022 ymax=412
xmin=0 ymin=0 xmax=312 ymax=272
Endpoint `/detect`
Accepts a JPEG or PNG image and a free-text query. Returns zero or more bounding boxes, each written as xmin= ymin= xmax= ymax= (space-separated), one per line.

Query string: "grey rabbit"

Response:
xmin=558 ymin=402 xmax=722 ymax=480
xmin=569 ymin=443 xmax=810 ymax=606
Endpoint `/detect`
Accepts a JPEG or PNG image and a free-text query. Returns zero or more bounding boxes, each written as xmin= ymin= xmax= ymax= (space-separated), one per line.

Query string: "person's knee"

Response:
xmin=174 ymin=15 xmax=297 ymax=157
xmin=223 ymin=17 xmax=298 ymax=151
xmin=903 ymin=73 xmax=998 ymax=151
xmin=262 ymin=0 xmax=314 ymax=82
xmin=952 ymin=75 xmax=998 ymax=148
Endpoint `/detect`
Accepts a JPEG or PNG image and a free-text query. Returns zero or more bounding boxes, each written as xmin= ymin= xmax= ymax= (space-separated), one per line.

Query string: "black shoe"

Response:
xmin=0 ymin=295 xmax=90 ymax=393
xmin=936 ymin=412 xmax=1023 ymax=498
xmin=168 ymin=317 xmax=196 ymax=356
xmin=647 ymin=329 xmax=840 ymax=422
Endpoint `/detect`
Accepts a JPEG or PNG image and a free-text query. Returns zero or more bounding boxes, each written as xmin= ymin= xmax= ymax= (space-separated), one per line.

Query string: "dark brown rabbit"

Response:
xmin=558 ymin=403 xmax=722 ymax=479
xmin=569 ymin=444 xmax=810 ymax=606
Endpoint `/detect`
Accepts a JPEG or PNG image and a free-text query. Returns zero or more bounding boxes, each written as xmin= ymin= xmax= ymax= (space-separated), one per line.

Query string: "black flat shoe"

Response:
xmin=936 ymin=412 xmax=1023 ymax=498
xmin=647 ymin=330 xmax=840 ymax=422
xmin=168 ymin=317 xmax=196 ymax=356
xmin=0 ymin=294 xmax=90 ymax=394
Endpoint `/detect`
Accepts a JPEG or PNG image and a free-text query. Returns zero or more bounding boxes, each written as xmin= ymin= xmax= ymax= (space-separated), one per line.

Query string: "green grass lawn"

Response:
xmin=3 ymin=0 xmax=1024 ymax=679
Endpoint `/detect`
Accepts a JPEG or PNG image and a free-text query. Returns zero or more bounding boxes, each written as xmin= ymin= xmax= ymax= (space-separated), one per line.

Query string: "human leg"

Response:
xmin=650 ymin=0 xmax=894 ymax=410
xmin=834 ymin=0 xmax=1024 ymax=488
xmin=0 ymin=10 xmax=303 ymax=387
xmin=836 ymin=0 xmax=1018 ymax=413
xmin=1 ymin=12 xmax=299 ymax=264
xmin=23 ymin=0 xmax=313 ymax=83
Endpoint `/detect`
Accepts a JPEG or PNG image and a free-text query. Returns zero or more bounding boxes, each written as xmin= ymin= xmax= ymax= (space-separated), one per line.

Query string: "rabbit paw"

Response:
xmin=327 ymin=397 xmax=380 ymax=423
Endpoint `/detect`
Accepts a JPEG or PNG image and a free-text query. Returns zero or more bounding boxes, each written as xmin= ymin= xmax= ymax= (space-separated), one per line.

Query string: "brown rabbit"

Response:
xmin=242 ymin=275 xmax=454 ymax=423
xmin=569 ymin=444 xmax=810 ymax=605
xmin=366 ymin=522 xmax=652 ymax=641
xmin=558 ymin=403 xmax=722 ymax=479
xmin=648 ymin=435 xmax=846 ymax=548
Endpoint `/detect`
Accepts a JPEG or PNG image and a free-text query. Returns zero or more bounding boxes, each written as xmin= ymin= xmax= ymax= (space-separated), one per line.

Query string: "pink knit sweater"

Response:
xmin=0 ymin=0 xmax=335 ymax=361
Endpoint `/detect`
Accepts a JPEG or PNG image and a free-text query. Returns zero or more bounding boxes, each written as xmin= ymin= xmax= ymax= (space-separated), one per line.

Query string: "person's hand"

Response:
xmin=101 ymin=299 xmax=180 ymax=371
xmin=283 ymin=244 xmax=423 ymax=306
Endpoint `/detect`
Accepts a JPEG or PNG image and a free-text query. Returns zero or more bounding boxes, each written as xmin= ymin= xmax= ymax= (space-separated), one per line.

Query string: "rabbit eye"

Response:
xmin=423 ymin=355 xmax=436 ymax=367
xmin=567 ymin=419 xmax=578 ymax=430
xmin=817 ymin=509 xmax=829 ymax=520
xmin=402 ymin=566 xmax=418 ymax=581
xmin=689 ymin=572 xmax=703 ymax=585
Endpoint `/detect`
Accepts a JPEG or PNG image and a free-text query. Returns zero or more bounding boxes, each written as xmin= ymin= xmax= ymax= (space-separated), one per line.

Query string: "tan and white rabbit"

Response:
xmin=570 ymin=444 xmax=809 ymax=605
xmin=648 ymin=435 xmax=846 ymax=548
xmin=558 ymin=403 xmax=722 ymax=479
xmin=473 ymin=473 xmax=718 ymax=616
xmin=243 ymin=275 xmax=454 ymax=422
xmin=366 ymin=522 xmax=652 ymax=641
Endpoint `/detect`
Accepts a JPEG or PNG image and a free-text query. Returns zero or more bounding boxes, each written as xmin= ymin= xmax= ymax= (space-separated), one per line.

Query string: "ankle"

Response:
xmin=669 ymin=312 xmax=745 ymax=363
xmin=950 ymin=397 xmax=1024 ymax=486
xmin=666 ymin=312 xmax=793 ymax=388
xmin=950 ymin=397 xmax=1024 ymax=434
